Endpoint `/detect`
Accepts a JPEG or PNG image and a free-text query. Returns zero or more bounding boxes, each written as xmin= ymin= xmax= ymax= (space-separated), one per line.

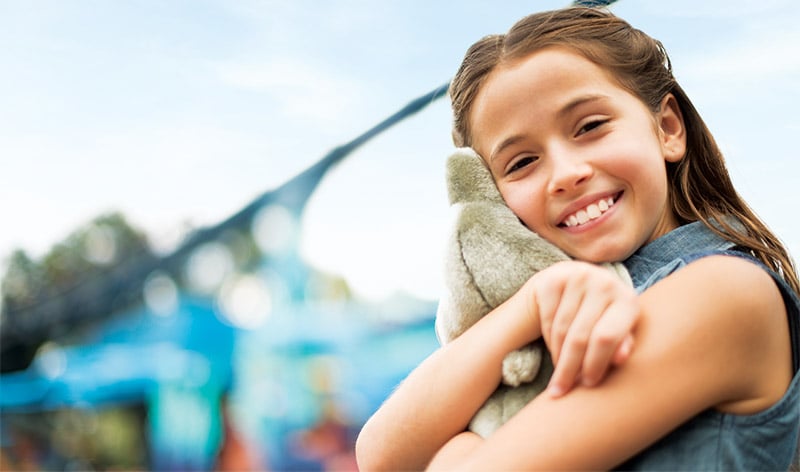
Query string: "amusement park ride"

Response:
xmin=0 ymin=1 xmax=619 ymax=470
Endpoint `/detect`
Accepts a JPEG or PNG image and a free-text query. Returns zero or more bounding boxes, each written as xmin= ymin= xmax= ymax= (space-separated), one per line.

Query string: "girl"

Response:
xmin=356 ymin=7 xmax=800 ymax=470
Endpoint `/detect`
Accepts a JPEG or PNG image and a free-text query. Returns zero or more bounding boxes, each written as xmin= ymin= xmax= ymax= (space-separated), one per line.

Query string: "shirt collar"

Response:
xmin=623 ymin=221 xmax=736 ymax=289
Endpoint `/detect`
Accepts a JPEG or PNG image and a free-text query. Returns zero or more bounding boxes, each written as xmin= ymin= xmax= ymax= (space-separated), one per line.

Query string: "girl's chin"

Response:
xmin=564 ymin=247 xmax=629 ymax=264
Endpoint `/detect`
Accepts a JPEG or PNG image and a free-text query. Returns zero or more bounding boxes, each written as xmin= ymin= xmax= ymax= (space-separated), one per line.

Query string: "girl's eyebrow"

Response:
xmin=490 ymin=135 xmax=525 ymax=163
xmin=490 ymin=94 xmax=610 ymax=163
xmin=557 ymin=94 xmax=610 ymax=120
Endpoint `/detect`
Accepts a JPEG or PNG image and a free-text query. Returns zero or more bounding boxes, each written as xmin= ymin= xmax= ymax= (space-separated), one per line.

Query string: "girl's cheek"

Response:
xmin=506 ymin=184 xmax=546 ymax=222
xmin=507 ymin=200 xmax=540 ymax=232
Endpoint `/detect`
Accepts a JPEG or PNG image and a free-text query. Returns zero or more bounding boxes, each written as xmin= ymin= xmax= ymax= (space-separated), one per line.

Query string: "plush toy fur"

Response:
xmin=435 ymin=147 xmax=631 ymax=438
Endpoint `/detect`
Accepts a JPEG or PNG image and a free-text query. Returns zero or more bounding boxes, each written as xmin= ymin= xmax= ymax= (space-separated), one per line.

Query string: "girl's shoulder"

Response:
xmin=639 ymin=251 xmax=796 ymax=441
xmin=623 ymin=251 xmax=800 ymax=470
xmin=681 ymin=247 xmax=799 ymax=374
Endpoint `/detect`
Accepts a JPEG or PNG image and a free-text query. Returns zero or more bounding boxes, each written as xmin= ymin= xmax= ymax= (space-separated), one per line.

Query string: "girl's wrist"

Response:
xmin=519 ymin=276 xmax=542 ymax=338
xmin=492 ymin=278 xmax=542 ymax=350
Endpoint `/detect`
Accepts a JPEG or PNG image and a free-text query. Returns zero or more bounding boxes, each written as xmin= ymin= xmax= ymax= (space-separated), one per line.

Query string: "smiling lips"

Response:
xmin=561 ymin=194 xmax=617 ymax=228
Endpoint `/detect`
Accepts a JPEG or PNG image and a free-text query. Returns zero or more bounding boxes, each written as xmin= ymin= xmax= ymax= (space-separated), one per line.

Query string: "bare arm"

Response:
xmin=355 ymin=278 xmax=542 ymax=471
xmin=356 ymin=260 xmax=637 ymax=470
xmin=427 ymin=256 xmax=792 ymax=470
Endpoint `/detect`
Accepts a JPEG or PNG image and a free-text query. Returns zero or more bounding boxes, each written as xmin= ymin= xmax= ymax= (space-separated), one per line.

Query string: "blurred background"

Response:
xmin=1 ymin=0 xmax=798 ymax=470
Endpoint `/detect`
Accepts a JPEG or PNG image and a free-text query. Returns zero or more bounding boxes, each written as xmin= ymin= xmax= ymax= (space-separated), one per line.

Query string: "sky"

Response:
xmin=1 ymin=0 xmax=798 ymax=302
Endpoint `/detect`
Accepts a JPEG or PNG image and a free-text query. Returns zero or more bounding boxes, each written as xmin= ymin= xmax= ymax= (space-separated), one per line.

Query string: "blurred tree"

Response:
xmin=218 ymin=228 xmax=262 ymax=274
xmin=2 ymin=250 xmax=46 ymax=312
xmin=1 ymin=250 xmax=48 ymax=372
xmin=1 ymin=212 xmax=156 ymax=373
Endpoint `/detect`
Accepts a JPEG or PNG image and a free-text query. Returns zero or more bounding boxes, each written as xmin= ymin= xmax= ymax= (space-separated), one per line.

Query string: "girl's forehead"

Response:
xmin=498 ymin=46 xmax=617 ymax=85
xmin=475 ymin=48 xmax=622 ymax=119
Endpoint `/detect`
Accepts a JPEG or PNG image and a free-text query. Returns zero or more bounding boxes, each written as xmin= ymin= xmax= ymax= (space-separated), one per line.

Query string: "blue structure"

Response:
xmin=0 ymin=3 xmax=620 ymax=468
xmin=0 ymin=84 xmax=447 ymax=471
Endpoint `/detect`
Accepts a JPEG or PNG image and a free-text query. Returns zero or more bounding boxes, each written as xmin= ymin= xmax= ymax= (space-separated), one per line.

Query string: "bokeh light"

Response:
xmin=217 ymin=274 xmax=273 ymax=330
xmin=35 ymin=341 xmax=67 ymax=380
xmin=184 ymin=242 xmax=235 ymax=295
xmin=252 ymin=204 xmax=297 ymax=255
xmin=82 ymin=223 xmax=117 ymax=266
xmin=143 ymin=271 xmax=179 ymax=316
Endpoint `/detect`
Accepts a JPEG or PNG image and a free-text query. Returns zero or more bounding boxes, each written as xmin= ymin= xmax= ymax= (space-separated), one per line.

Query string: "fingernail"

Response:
xmin=548 ymin=384 xmax=564 ymax=398
xmin=621 ymin=337 xmax=633 ymax=356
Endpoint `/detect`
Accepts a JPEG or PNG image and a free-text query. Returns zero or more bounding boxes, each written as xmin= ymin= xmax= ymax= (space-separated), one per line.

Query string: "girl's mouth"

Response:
xmin=560 ymin=192 xmax=621 ymax=228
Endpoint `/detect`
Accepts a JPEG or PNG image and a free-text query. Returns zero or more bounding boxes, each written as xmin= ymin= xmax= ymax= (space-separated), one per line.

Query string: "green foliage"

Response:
xmin=2 ymin=212 xmax=151 ymax=312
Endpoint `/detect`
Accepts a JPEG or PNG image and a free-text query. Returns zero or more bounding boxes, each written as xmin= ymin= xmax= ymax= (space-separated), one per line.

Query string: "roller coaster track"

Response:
xmin=0 ymin=0 xmax=618 ymax=368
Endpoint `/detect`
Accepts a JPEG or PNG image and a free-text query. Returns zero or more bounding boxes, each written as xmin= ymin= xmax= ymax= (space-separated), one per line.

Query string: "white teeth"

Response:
xmin=563 ymin=196 xmax=616 ymax=228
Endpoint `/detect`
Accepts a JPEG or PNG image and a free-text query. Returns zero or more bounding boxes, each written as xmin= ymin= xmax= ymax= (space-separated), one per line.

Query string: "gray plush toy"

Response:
xmin=435 ymin=147 xmax=631 ymax=438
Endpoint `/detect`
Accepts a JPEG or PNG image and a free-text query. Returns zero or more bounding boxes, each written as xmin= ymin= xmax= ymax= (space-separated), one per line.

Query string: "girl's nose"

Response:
xmin=546 ymin=152 xmax=594 ymax=195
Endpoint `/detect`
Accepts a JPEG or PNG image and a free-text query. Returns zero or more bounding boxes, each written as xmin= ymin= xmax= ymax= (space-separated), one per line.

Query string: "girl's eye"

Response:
xmin=577 ymin=119 xmax=608 ymax=136
xmin=506 ymin=156 xmax=537 ymax=175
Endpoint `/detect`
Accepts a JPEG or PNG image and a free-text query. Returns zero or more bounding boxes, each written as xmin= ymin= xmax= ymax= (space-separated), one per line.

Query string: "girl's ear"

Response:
xmin=658 ymin=94 xmax=686 ymax=163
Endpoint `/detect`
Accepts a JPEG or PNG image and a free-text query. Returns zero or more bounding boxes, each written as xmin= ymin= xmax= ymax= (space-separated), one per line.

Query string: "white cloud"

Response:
xmin=0 ymin=122 xmax=287 ymax=262
xmin=682 ymin=27 xmax=800 ymax=83
xmin=213 ymin=57 xmax=365 ymax=130
xmin=637 ymin=0 xmax=793 ymax=18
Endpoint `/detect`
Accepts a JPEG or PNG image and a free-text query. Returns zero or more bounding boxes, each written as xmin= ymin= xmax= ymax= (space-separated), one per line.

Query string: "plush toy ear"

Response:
xmin=446 ymin=148 xmax=505 ymax=206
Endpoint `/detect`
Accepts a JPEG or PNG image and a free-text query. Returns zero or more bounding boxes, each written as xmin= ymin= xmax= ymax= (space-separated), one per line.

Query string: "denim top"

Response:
xmin=617 ymin=222 xmax=800 ymax=470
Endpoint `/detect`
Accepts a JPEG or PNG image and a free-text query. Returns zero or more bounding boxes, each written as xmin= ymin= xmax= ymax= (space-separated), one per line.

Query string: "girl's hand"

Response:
xmin=528 ymin=261 xmax=640 ymax=397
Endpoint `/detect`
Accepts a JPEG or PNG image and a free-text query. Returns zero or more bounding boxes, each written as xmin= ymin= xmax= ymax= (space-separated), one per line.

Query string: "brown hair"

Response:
xmin=449 ymin=7 xmax=799 ymax=293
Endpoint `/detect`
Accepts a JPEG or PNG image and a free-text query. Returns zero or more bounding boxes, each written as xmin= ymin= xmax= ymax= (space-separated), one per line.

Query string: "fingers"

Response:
xmin=580 ymin=301 xmax=638 ymax=386
xmin=532 ymin=271 xmax=566 ymax=363
xmin=533 ymin=262 xmax=639 ymax=398
xmin=612 ymin=335 xmax=635 ymax=366
xmin=546 ymin=295 xmax=614 ymax=397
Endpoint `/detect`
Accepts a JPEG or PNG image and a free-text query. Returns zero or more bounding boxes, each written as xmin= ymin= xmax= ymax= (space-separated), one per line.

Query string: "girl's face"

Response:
xmin=470 ymin=46 xmax=686 ymax=262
